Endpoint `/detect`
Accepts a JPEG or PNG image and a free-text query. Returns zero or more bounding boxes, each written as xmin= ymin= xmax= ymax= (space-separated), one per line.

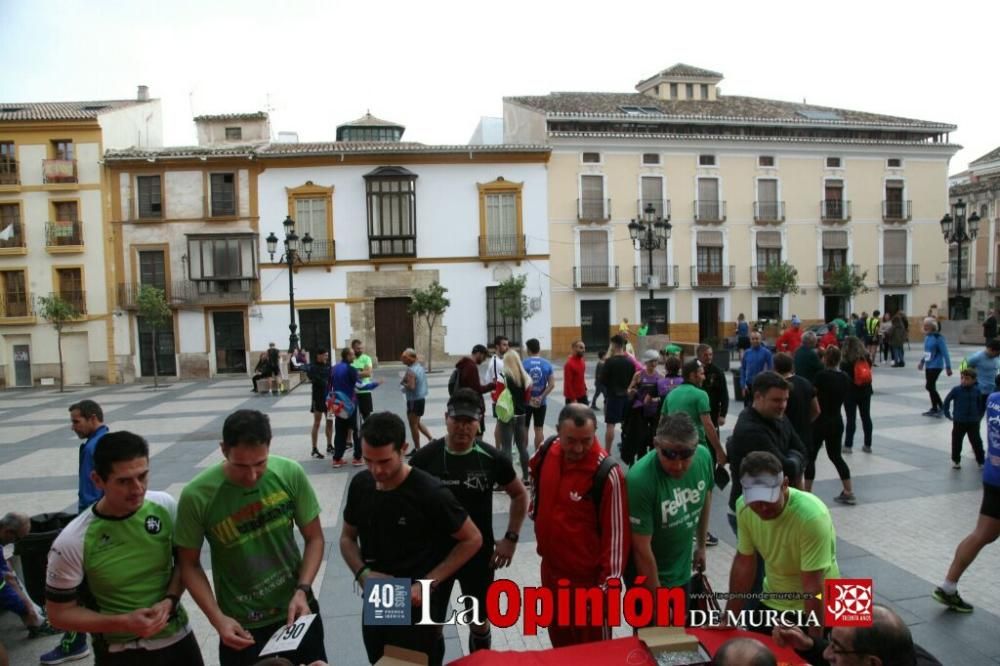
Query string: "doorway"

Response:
xmin=639 ymin=298 xmax=670 ymax=335
xmin=13 ymin=344 xmax=31 ymax=387
xmin=698 ymin=298 xmax=721 ymax=342
xmin=374 ymin=297 xmax=413 ymax=363
xmin=213 ymin=311 xmax=246 ymax=373
xmin=580 ymin=300 xmax=610 ymax=351
xmin=824 ymin=296 xmax=848 ymax=322
xmin=299 ymin=309 xmax=331 ymax=356
xmin=884 ymin=295 xmax=906 ymax=317
xmin=62 ymin=334 xmax=90 ymax=385
xmin=138 ymin=317 xmax=176 ymax=377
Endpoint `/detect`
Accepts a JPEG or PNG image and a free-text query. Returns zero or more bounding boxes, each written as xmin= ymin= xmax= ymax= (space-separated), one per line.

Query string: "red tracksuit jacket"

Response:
xmin=530 ymin=438 xmax=630 ymax=586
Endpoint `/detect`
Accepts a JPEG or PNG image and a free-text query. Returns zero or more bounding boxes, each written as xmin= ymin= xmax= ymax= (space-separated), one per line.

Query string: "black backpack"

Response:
xmin=530 ymin=435 xmax=618 ymax=529
xmin=448 ymin=368 xmax=459 ymax=396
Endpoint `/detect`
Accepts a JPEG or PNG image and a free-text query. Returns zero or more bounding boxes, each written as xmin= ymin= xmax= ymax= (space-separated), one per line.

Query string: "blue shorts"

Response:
xmin=0 ymin=582 xmax=28 ymax=616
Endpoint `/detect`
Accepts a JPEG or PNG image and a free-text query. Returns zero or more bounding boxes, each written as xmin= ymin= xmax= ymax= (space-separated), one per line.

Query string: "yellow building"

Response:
xmin=0 ymin=89 xmax=161 ymax=386
xmin=504 ymin=64 xmax=958 ymax=351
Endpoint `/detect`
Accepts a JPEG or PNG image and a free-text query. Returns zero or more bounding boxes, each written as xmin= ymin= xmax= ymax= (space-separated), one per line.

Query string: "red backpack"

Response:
xmin=853 ymin=360 xmax=872 ymax=386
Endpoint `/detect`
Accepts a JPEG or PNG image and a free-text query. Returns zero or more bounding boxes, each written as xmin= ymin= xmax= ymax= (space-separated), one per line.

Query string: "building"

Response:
xmin=0 ymin=88 xmax=161 ymax=386
xmin=503 ymin=64 xmax=958 ymax=351
xmin=948 ymin=145 xmax=1000 ymax=319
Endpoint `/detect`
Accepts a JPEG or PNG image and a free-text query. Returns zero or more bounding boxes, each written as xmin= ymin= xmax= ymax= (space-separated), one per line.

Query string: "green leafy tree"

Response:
xmin=408 ymin=281 xmax=450 ymax=372
xmin=827 ymin=265 xmax=871 ymax=298
xmin=137 ymin=285 xmax=171 ymax=388
xmin=761 ymin=262 xmax=801 ymax=299
xmin=37 ymin=294 xmax=79 ymax=392
xmin=497 ymin=274 xmax=534 ymax=323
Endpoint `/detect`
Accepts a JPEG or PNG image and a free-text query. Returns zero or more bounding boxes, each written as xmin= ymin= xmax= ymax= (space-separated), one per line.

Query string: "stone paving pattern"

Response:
xmin=2 ymin=346 xmax=999 ymax=664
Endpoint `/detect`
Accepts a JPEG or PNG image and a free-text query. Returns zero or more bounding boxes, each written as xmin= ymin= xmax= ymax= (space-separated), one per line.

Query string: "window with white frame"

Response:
xmin=642 ymin=153 xmax=660 ymax=165
xmin=698 ymin=154 xmax=716 ymax=166
xmin=825 ymin=156 xmax=842 ymax=168
xmin=758 ymin=155 xmax=775 ymax=167
xmin=187 ymin=235 xmax=257 ymax=280
xmin=578 ymin=229 xmax=610 ymax=286
xmin=582 ymin=152 xmax=601 ymax=163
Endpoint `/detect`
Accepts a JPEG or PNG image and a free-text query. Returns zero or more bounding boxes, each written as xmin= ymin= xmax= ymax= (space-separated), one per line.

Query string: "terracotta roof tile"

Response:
xmin=192 ymin=112 xmax=268 ymax=122
xmin=0 ymin=99 xmax=151 ymax=121
xmin=970 ymin=145 xmax=1000 ymax=166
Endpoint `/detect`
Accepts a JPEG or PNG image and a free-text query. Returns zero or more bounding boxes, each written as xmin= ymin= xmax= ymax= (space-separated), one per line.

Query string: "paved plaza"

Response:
xmin=2 ymin=345 xmax=1000 ymax=664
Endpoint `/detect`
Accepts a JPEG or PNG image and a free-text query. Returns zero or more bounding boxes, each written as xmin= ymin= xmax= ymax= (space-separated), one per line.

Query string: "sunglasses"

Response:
xmin=658 ymin=447 xmax=696 ymax=461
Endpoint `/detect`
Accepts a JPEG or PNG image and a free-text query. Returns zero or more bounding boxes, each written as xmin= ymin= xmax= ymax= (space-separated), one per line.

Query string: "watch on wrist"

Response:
xmin=296 ymin=583 xmax=313 ymax=597
xmin=504 ymin=530 xmax=519 ymax=543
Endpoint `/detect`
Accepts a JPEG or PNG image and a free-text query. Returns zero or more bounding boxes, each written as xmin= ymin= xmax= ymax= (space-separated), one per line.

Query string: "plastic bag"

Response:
xmin=495 ymin=387 xmax=515 ymax=423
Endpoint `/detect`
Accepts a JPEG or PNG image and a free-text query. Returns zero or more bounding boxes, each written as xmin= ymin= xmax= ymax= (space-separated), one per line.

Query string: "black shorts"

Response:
xmin=310 ymin=388 xmax=327 ymax=414
xmin=605 ymin=396 xmax=629 ymax=424
xmin=737 ymin=336 xmax=751 ymax=350
xmin=407 ymin=399 xmax=426 ymax=416
xmin=981 ymin=483 xmax=1000 ymax=520
xmin=525 ymin=404 xmax=547 ymax=430
xmin=436 ymin=550 xmax=494 ymax=618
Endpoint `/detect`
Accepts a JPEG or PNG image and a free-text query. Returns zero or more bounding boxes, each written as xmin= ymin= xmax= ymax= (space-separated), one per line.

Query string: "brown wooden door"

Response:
xmin=374 ymin=297 xmax=413 ymax=362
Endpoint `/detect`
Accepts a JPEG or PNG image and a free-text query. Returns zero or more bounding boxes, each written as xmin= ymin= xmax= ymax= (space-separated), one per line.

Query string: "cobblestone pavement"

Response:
xmin=2 ymin=345 xmax=999 ymax=664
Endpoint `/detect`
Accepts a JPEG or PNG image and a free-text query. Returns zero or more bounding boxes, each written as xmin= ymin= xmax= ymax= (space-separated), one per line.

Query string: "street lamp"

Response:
xmin=628 ymin=202 xmax=672 ymax=334
xmin=266 ymin=215 xmax=314 ymax=352
xmin=940 ymin=198 xmax=980 ymax=320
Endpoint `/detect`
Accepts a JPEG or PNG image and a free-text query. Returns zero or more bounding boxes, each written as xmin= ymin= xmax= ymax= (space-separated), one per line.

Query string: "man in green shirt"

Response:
xmin=45 ymin=431 xmax=203 ymax=664
xmin=627 ymin=414 xmax=713 ymax=624
xmin=663 ymin=359 xmax=727 ymax=466
xmin=176 ymin=410 xmax=325 ymax=666
xmin=727 ymin=451 xmax=839 ymax=638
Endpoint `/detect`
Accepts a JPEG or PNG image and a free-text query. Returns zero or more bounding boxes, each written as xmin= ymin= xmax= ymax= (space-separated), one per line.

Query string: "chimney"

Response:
xmin=137 ymin=85 xmax=150 ymax=102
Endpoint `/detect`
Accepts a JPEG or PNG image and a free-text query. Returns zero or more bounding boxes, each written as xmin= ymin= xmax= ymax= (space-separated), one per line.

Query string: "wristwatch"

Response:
xmin=504 ymin=531 xmax=519 ymax=543
xmin=295 ymin=583 xmax=313 ymax=597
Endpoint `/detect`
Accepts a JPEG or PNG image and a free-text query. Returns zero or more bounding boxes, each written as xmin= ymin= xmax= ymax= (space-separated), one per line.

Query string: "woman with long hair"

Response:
xmin=841 ymin=336 xmax=874 ymax=453
xmin=811 ymin=346 xmax=855 ymax=503
xmin=499 ymin=349 xmax=532 ymax=482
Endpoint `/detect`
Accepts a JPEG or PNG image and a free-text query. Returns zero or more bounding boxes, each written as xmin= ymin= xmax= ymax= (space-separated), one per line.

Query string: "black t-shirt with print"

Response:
xmin=343 ymin=466 xmax=468 ymax=578
xmin=410 ymin=438 xmax=516 ymax=549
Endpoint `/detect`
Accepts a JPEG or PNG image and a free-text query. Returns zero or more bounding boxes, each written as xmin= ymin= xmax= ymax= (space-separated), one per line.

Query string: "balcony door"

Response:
xmin=299 ymin=309 xmax=331 ymax=356
xmin=213 ymin=311 xmax=246 ymax=373
xmin=580 ymin=300 xmax=610 ymax=351
xmin=579 ymin=230 xmax=610 ymax=286
xmin=882 ymin=229 xmax=907 ymax=284
xmin=698 ymin=298 xmax=721 ymax=343
xmin=374 ymin=297 xmax=414 ymax=363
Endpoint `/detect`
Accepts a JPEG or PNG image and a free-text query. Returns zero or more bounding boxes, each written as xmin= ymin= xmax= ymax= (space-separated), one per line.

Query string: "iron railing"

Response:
xmin=821 ymin=199 xmax=851 ymax=222
xmin=693 ymin=200 xmax=726 ymax=222
xmin=0 ymin=294 xmax=32 ymax=318
xmin=301 ymin=239 xmax=337 ymax=263
xmin=42 ymin=158 xmax=78 ymax=184
xmin=754 ymin=201 xmax=785 ymax=223
xmin=633 ymin=265 xmax=679 ymax=289
xmin=0 ymin=220 xmax=24 ymax=248
xmin=690 ymin=265 xmax=735 ymax=288
xmin=478 ymin=234 xmax=525 ymax=258
xmin=46 ymin=220 xmax=83 ymax=247
xmin=817 ymin=264 xmax=861 ymax=288
xmin=636 ymin=199 xmax=671 ymax=220
xmin=877 ymin=264 xmax=919 ymax=286
xmin=573 ymin=265 xmax=619 ymax=288
xmin=577 ymin=198 xmax=611 ymax=221
xmin=53 ymin=290 xmax=86 ymax=315
xmin=0 ymin=159 xmax=18 ymax=185
xmin=882 ymin=200 xmax=912 ymax=221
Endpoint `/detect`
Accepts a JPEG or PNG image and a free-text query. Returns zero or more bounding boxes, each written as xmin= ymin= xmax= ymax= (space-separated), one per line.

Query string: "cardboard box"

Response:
xmin=374 ymin=645 xmax=429 ymax=666
xmin=637 ymin=626 xmax=701 ymax=653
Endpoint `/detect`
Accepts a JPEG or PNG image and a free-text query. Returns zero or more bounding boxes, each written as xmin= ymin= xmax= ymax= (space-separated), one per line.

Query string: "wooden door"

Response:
xmin=698 ymin=298 xmax=720 ymax=342
xmin=580 ymin=300 xmax=610 ymax=351
xmin=213 ymin=311 xmax=246 ymax=373
xmin=374 ymin=297 xmax=413 ymax=362
xmin=299 ymin=308 xmax=331 ymax=355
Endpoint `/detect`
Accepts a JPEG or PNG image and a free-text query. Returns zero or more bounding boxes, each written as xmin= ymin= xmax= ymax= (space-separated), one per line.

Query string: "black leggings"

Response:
xmin=925 ymin=368 xmax=944 ymax=410
xmin=807 ymin=419 xmax=851 ymax=481
xmin=952 ymin=422 xmax=986 ymax=465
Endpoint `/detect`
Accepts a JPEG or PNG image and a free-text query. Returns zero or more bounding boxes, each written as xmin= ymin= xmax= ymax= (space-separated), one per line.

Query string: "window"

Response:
xmin=187 ymin=235 xmax=257 ymax=280
xmin=696 ymin=177 xmax=722 ymax=221
xmin=686 ymin=83 xmax=694 ymax=99
xmin=670 ymin=83 xmax=678 ymax=99
xmin=578 ymin=230 xmax=610 ymax=286
xmin=698 ymin=154 xmax=716 ymax=166
xmin=49 ymin=201 xmax=81 ymax=246
xmin=582 ymin=152 xmax=601 ymax=163
xmin=822 ymin=231 xmax=848 ymax=282
xmin=486 ymin=286 xmax=522 ymax=346
xmin=138 ymin=250 xmax=167 ymax=291
xmin=697 ymin=246 xmax=723 ymax=275
xmin=640 ymin=176 xmax=664 ymax=218
xmin=0 ymin=142 xmax=15 ymax=184
xmin=481 ymin=187 xmax=520 ymax=257
xmin=758 ymin=297 xmax=781 ymax=321
xmin=887 ymin=158 xmax=903 ymax=168
xmin=0 ymin=204 xmax=21 ymax=248
xmin=756 ymin=231 xmax=782 ymax=271
xmin=365 ymin=167 xmax=417 ymax=258
xmin=882 ymin=229 xmax=908 ymax=284
xmin=700 ymin=84 xmax=709 ymax=99
xmin=823 ymin=180 xmax=846 ymax=220
xmin=136 ymin=175 xmax=162 ymax=219
xmin=758 ymin=155 xmax=775 ymax=167
xmin=825 ymin=156 xmax=842 ymax=168
xmin=579 ymin=175 xmax=606 ymax=220
xmin=295 ymin=198 xmax=328 ymax=244
xmin=884 ymin=179 xmax=906 ymax=219
xmin=56 ymin=267 xmax=85 ymax=314
xmin=642 ymin=153 xmax=660 ymax=165
xmin=52 ymin=140 xmax=74 ymax=161
xmin=0 ymin=270 xmax=27 ymax=317
xmin=225 ymin=127 xmax=242 ymax=140
xmin=209 ymin=173 xmax=236 ymax=217
xmin=756 ymin=179 xmax=780 ymax=221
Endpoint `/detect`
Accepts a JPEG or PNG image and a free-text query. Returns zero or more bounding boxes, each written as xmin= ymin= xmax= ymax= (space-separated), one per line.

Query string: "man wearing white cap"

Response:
xmin=726 ymin=451 xmax=839 ymax=638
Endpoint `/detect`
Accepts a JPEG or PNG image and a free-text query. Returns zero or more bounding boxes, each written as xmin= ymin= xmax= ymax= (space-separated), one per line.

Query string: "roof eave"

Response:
xmin=541 ymin=112 xmax=955 ymax=133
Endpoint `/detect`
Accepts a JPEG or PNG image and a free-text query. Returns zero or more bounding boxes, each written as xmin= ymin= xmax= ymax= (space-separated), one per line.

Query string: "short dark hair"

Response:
xmin=351 ymin=339 xmax=362 ymax=347
xmin=69 ymin=399 xmax=103 ymax=422
xmin=714 ymin=638 xmax=776 ymax=666
xmin=341 ymin=347 xmax=353 ymax=362
xmin=557 ymin=403 xmax=597 ymax=430
xmin=752 ymin=371 xmax=789 ymax=398
xmin=824 ymin=345 xmax=841 ymax=367
xmin=988 ymin=338 xmax=1000 ymax=352
xmin=654 ymin=413 xmax=697 ymax=448
xmin=494 ymin=335 xmax=508 ymax=346
xmin=773 ymin=352 xmax=794 ymax=375
xmin=682 ymin=359 xmax=702 ymax=381
xmin=526 ymin=338 xmax=540 ymax=354
xmin=596 ymin=350 xmax=606 ymax=359
xmin=222 ymin=410 xmax=272 ymax=448
xmin=665 ymin=356 xmax=681 ymax=376
xmin=314 ymin=348 xmax=328 ymax=358
xmin=472 ymin=344 xmax=488 ymax=355
xmin=361 ymin=412 xmax=406 ymax=452
xmin=848 ymin=605 xmax=916 ymax=666
xmin=695 ymin=343 xmax=711 ymax=357
xmin=740 ymin=451 xmax=784 ymax=478
xmin=610 ymin=334 xmax=626 ymax=349
xmin=94 ymin=431 xmax=149 ymax=481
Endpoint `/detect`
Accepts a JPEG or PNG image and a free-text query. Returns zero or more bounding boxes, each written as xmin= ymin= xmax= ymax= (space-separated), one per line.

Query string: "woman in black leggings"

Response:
xmin=810 ymin=345 xmax=856 ymax=504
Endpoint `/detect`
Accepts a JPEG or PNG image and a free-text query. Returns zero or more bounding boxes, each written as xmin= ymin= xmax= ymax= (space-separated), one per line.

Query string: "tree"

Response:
xmin=37 ymin=294 xmax=79 ymax=392
xmin=826 ymin=265 xmax=871 ymax=299
xmin=761 ymin=262 xmax=801 ymax=300
xmin=497 ymin=274 xmax=534 ymax=323
xmin=137 ymin=285 xmax=171 ymax=388
xmin=408 ymin=281 xmax=450 ymax=372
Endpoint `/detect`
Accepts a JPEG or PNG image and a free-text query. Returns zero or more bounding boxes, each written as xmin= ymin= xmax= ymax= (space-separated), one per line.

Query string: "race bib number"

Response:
xmin=362 ymin=577 xmax=412 ymax=626
xmin=257 ymin=613 xmax=317 ymax=656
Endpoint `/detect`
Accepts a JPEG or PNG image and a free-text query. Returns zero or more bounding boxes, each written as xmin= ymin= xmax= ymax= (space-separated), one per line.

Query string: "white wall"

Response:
xmin=98 ymin=100 xmax=163 ymax=150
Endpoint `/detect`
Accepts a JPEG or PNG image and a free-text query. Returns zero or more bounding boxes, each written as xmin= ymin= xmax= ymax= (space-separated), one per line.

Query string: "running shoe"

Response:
xmin=922 ymin=409 xmax=939 ymax=417
xmin=352 ymin=459 xmax=365 ymax=467
xmin=310 ymin=449 xmax=324 ymax=459
xmin=932 ymin=587 xmax=973 ymax=613
xmin=844 ymin=447 xmax=853 ymax=454
xmin=326 ymin=444 xmax=335 ymax=455
xmin=862 ymin=446 xmax=872 ymax=453
xmin=834 ymin=492 xmax=857 ymax=505
xmin=952 ymin=462 xmax=961 ymax=470
xmin=705 ymin=531 xmax=719 ymax=547
xmin=331 ymin=459 xmax=347 ymax=469
xmin=40 ymin=633 xmax=90 ymax=664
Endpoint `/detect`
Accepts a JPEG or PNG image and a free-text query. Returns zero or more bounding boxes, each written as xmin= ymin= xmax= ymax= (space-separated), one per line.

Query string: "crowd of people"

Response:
xmin=4 ymin=311 xmax=1000 ymax=666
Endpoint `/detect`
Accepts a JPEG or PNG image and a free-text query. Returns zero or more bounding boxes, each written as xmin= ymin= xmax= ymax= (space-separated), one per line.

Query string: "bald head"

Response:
xmin=557 ymin=403 xmax=598 ymax=431
xmin=840 ymin=604 xmax=916 ymax=666
xmin=715 ymin=638 xmax=776 ymax=666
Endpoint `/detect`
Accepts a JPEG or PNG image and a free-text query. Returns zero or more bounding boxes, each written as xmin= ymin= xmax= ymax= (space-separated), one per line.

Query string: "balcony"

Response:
xmin=882 ymin=200 xmax=912 ymax=222
xmin=368 ymin=235 xmax=416 ymax=259
xmin=817 ymin=264 xmax=861 ymax=289
xmin=0 ymin=294 xmax=32 ymax=319
xmin=301 ymin=239 xmax=337 ymax=264
xmin=633 ymin=265 xmax=679 ymax=289
xmin=117 ymin=279 xmax=256 ymax=309
xmin=877 ymin=264 xmax=919 ymax=286
xmin=947 ymin=270 xmax=980 ymax=293
xmin=693 ymin=200 xmax=726 ymax=223
xmin=821 ymin=199 xmax=851 ymax=222
xmin=989 ymin=273 xmax=1000 ymax=291
xmin=46 ymin=220 xmax=83 ymax=249
xmin=754 ymin=201 xmax=785 ymax=223
xmin=0 ymin=159 xmax=18 ymax=186
xmin=577 ymin=198 xmax=611 ymax=222
xmin=751 ymin=266 xmax=776 ymax=288
xmin=0 ymin=221 xmax=24 ymax=251
xmin=636 ymin=199 xmax=671 ymax=220
xmin=42 ymin=159 xmax=77 ymax=184
xmin=690 ymin=265 xmax=735 ymax=288
xmin=54 ymin=290 xmax=86 ymax=315
xmin=573 ymin=265 xmax=619 ymax=289
xmin=478 ymin=234 xmax=525 ymax=259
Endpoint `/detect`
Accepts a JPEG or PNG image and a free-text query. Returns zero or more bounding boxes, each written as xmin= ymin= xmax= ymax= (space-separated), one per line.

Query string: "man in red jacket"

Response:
xmin=776 ymin=315 xmax=804 ymax=353
xmin=529 ymin=403 xmax=630 ymax=647
xmin=455 ymin=344 xmax=495 ymax=436
xmin=563 ymin=340 xmax=588 ymax=404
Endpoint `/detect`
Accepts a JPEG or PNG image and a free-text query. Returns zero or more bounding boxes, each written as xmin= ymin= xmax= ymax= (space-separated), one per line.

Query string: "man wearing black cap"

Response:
xmin=410 ymin=388 xmax=528 ymax=653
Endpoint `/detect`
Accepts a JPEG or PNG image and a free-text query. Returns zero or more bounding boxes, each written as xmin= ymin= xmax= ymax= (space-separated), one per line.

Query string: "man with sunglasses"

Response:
xmin=627 ymin=414 xmax=713 ymax=623
xmin=409 ymin=388 xmax=528 ymax=654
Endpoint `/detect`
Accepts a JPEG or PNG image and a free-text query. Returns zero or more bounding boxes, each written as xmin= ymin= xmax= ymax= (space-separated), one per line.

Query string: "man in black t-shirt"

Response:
xmin=303 ymin=348 xmax=332 ymax=458
xmin=600 ymin=334 xmax=639 ymax=453
xmin=341 ymin=412 xmax=482 ymax=666
xmin=773 ymin=353 xmax=818 ymax=456
xmin=410 ymin=388 xmax=529 ymax=654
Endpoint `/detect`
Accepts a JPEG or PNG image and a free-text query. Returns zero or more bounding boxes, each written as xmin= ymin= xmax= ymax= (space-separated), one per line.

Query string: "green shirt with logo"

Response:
xmin=663 ymin=382 xmax=711 ymax=448
xmin=353 ymin=353 xmax=374 ymax=394
xmin=46 ymin=491 xmax=190 ymax=647
xmin=175 ymin=455 xmax=321 ymax=629
xmin=626 ymin=446 xmax=713 ymax=586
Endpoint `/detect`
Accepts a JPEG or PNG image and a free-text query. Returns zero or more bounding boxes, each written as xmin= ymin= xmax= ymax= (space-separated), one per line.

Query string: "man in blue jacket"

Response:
xmin=740 ymin=331 xmax=773 ymax=406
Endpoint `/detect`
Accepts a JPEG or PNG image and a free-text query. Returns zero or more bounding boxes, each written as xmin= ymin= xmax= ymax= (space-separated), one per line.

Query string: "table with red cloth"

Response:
xmin=448 ymin=629 xmax=807 ymax=665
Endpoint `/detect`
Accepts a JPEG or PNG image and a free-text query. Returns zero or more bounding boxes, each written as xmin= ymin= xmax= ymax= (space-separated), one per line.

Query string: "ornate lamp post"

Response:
xmin=628 ymin=203 xmax=672 ymax=334
xmin=940 ymin=198 xmax=979 ymax=321
xmin=266 ymin=215 xmax=313 ymax=352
